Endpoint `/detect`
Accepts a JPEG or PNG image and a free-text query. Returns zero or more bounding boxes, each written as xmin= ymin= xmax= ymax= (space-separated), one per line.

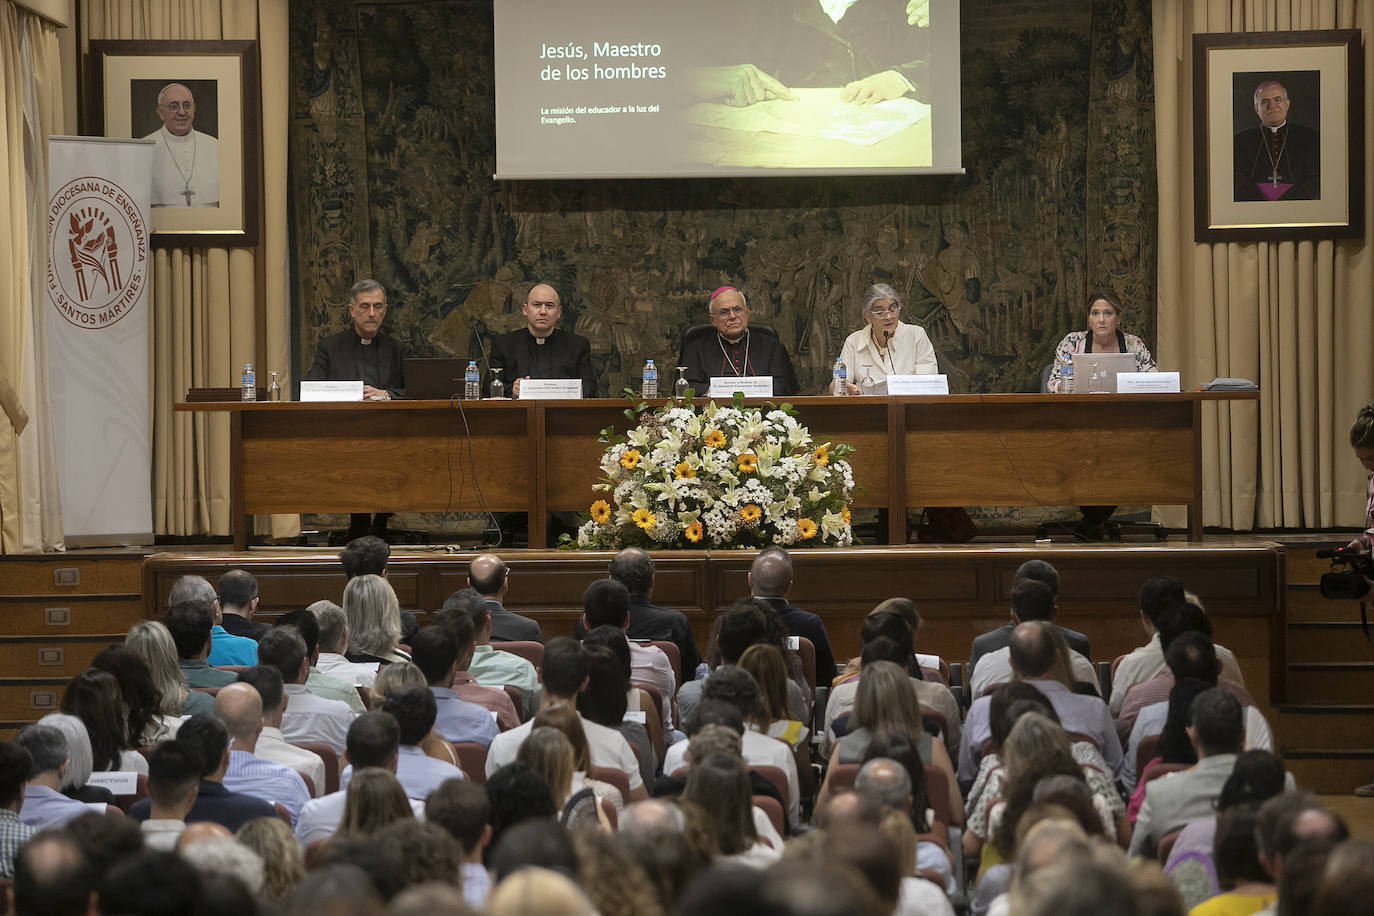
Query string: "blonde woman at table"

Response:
xmin=1045 ymin=290 xmax=1157 ymax=394
xmin=839 ymin=283 xmax=939 ymax=395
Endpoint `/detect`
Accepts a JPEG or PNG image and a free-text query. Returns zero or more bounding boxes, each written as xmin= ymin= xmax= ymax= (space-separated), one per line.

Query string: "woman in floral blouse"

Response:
xmin=1045 ymin=291 xmax=1157 ymax=394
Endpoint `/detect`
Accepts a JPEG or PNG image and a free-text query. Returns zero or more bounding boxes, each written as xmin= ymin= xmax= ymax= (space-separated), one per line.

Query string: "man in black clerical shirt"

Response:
xmin=305 ymin=278 xmax=407 ymax=539
xmin=487 ymin=283 xmax=597 ymax=397
xmin=1233 ymin=80 xmax=1320 ymax=202
xmin=679 ymin=286 xmax=798 ymax=395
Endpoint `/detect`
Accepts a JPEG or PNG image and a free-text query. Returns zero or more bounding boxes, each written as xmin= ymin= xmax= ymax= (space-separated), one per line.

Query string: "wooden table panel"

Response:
xmin=181 ymin=392 xmax=1256 ymax=548
xmin=239 ymin=406 xmax=532 ymax=514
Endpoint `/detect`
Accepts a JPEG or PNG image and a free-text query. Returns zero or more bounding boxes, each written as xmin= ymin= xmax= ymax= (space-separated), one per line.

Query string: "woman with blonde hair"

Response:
xmin=343 ymin=574 xmax=408 ymax=664
xmin=738 ymin=642 xmax=815 ymax=799
xmin=367 ymin=662 xmax=460 ymax=768
xmin=335 ymin=767 xmax=413 ymax=839
xmin=487 ymin=867 xmax=596 ymax=916
xmin=531 ymin=702 xmax=624 ymax=819
xmin=517 ymin=726 xmax=612 ymax=830
xmin=823 ymin=660 xmax=962 ymax=821
xmin=125 ymin=619 xmax=213 ymax=719
xmin=236 ymin=816 xmax=305 ymax=903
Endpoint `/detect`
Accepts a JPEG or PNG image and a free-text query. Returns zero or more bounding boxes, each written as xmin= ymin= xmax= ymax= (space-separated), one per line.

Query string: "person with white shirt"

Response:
xmin=662 ymin=667 xmax=800 ymax=828
xmin=14 ymin=725 xmax=110 ymax=829
xmin=484 ymin=638 xmax=646 ymax=800
xmin=233 ymin=666 xmax=327 ymax=797
xmin=970 ymin=580 xmax=1099 ymax=698
xmin=309 ymin=600 xmax=380 ymax=687
xmin=213 ymin=683 xmax=311 ymax=825
xmin=378 ymin=686 xmax=466 ymax=800
xmin=294 ymin=711 xmax=425 ymax=846
xmin=579 ymin=578 xmax=676 ymax=736
xmin=139 ymin=739 xmax=202 ymax=851
xmin=258 ymin=627 xmax=356 ymax=756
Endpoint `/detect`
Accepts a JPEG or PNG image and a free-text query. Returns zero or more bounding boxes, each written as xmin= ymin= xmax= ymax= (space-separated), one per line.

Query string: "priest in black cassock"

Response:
xmin=488 ymin=283 xmax=597 ymax=397
xmin=1233 ymin=80 xmax=1320 ymax=202
xmin=304 ymin=278 xmax=407 ymax=539
xmin=679 ymin=286 xmax=799 ymax=396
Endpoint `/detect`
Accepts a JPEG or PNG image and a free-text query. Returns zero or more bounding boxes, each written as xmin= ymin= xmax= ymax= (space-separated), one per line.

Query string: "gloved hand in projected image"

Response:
xmin=690 ymin=64 xmax=798 ymax=107
xmin=905 ymin=0 xmax=930 ymax=28
xmin=840 ymin=69 xmax=913 ymax=105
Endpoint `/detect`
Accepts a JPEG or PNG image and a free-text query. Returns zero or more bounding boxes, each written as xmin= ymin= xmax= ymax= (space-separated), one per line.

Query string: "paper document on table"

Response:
xmin=686 ymin=88 xmax=930 ymax=146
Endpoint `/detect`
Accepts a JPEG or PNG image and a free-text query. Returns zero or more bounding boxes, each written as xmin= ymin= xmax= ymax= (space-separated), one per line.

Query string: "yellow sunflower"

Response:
xmin=703 ymin=429 xmax=726 ymax=449
xmin=674 ymin=461 xmax=696 ymax=480
xmin=619 ymin=448 xmax=641 ymax=470
xmin=737 ymin=452 xmax=758 ymax=473
xmin=841 ymin=506 xmax=851 ymax=524
xmin=740 ymin=504 xmax=762 ymax=523
xmin=798 ymin=517 xmax=818 ymax=539
xmin=632 ymin=508 xmax=657 ymax=530
xmin=590 ymin=499 xmax=611 ymax=524
xmin=813 ymin=445 xmax=830 ymax=466
xmin=684 ymin=520 xmax=704 ymax=543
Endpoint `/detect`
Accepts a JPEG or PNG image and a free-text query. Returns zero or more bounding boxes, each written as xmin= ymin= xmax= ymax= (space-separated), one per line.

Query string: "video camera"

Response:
xmin=1316 ymin=545 xmax=1372 ymax=600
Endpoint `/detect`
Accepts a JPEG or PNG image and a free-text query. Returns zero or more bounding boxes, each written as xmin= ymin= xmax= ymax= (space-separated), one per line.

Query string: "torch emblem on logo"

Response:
xmin=66 ymin=206 xmax=123 ymax=301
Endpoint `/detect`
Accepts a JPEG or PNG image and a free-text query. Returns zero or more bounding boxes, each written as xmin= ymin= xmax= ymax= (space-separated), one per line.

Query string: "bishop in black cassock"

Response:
xmin=678 ymin=286 xmax=799 ymax=396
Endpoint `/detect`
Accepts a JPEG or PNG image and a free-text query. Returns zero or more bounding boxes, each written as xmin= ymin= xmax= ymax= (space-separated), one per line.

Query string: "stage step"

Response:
xmin=1283 ymin=752 xmax=1374 ymax=795
xmin=1286 ymin=587 xmax=1367 ymax=623
xmin=1283 ymin=664 xmax=1374 ymax=703
xmin=1277 ymin=706 xmax=1374 ymax=749
xmin=1286 ymin=622 xmax=1374 ymax=663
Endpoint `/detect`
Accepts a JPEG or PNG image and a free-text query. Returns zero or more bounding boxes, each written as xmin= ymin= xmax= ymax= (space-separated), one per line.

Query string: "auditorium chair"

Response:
xmin=589 ymin=765 xmax=631 ymax=802
xmin=1142 ymin=759 xmax=1190 ymax=785
xmin=453 ymin=742 xmax=489 ymax=783
xmin=792 ymin=636 xmax=817 ymax=697
xmin=679 ymin=323 xmax=782 ymax=357
xmin=750 ymin=765 xmax=790 ymax=815
xmin=502 ymin=685 xmax=525 ymax=721
xmin=1134 ymin=733 xmax=1162 ymax=788
xmin=643 ymin=639 xmax=682 ymax=688
xmin=754 ymin=794 xmax=785 ymax=837
xmin=292 ymin=741 xmax=340 ymax=795
xmin=273 ymin=802 xmax=291 ymax=825
xmin=1158 ymin=828 xmax=1183 ymax=864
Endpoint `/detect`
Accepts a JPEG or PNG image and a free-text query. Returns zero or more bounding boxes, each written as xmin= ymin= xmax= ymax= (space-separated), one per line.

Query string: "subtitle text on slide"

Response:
xmin=539 ymin=103 xmax=660 ymax=126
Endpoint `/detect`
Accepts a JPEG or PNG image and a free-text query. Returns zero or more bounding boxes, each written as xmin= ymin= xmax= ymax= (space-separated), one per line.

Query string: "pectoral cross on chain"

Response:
xmin=1268 ymin=168 xmax=1280 ymax=189
xmin=181 ymin=185 xmax=195 ymax=206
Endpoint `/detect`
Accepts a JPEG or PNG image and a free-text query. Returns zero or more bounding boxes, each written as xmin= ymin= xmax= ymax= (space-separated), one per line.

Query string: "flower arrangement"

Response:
xmin=575 ymin=395 xmax=855 ymax=549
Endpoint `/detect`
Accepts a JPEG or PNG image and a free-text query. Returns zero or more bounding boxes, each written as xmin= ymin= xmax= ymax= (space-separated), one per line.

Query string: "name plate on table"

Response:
xmin=87 ymin=771 xmax=138 ymax=795
xmin=708 ymin=376 xmax=773 ymax=398
xmin=518 ymin=378 xmax=582 ymax=399
xmin=886 ymin=374 xmax=949 ymax=395
xmin=300 ymin=380 xmax=363 ymax=402
xmin=1117 ymin=372 xmax=1180 ymax=393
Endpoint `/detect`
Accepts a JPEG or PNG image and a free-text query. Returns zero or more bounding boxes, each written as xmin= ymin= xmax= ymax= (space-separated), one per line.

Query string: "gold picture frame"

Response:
xmin=85 ymin=40 xmax=260 ymax=247
xmin=1192 ymin=29 xmax=1364 ymax=242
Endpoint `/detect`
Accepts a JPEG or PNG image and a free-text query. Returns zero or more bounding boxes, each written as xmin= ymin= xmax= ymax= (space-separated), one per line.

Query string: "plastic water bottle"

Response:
xmin=831 ymin=357 xmax=847 ymax=396
xmin=1060 ymin=359 xmax=1074 ymax=393
xmin=641 ymin=359 xmax=658 ymax=398
xmin=464 ymin=360 xmax=480 ymax=399
xmin=241 ymin=363 xmax=256 ymax=402
xmin=267 ymin=371 xmax=281 ymax=402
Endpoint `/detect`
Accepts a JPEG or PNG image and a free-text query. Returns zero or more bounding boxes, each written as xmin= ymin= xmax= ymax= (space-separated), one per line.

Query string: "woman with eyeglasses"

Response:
xmin=838 ymin=283 xmax=938 ymax=395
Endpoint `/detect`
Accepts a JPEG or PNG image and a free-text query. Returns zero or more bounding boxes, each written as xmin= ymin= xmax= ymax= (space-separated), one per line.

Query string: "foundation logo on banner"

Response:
xmin=47 ymin=176 xmax=149 ymax=330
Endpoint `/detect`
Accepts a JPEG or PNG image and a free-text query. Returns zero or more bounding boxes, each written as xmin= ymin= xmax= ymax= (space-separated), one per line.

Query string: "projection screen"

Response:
xmin=494 ymin=0 xmax=963 ymax=179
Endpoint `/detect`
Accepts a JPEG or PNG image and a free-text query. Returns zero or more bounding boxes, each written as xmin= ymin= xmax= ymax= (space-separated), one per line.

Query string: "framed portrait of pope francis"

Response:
xmin=86 ymin=40 xmax=260 ymax=247
xmin=1191 ymin=30 xmax=1363 ymax=242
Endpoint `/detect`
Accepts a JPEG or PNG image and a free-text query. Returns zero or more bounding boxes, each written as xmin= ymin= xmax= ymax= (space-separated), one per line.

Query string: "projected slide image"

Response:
xmin=494 ymin=0 xmax=959 ymax=179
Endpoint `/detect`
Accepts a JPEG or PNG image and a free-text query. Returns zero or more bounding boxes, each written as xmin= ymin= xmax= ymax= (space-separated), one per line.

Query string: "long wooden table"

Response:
xmin=175 ymin=392 xmax=1258 ymax=548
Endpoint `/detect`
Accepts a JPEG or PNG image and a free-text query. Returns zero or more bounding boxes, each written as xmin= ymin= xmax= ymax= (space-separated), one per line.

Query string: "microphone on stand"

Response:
xmin=882 ymin=329 xmax=893 ymax=369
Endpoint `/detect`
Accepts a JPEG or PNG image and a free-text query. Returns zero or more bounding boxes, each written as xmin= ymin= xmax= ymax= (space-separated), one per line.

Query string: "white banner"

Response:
xmin=45 ymin=136 xmax=153 ymax=544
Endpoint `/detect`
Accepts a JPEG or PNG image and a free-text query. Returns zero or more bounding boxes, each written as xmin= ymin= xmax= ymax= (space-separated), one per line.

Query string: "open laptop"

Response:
xmin=403 ymin=358 xmax=469 ymax=400
xmin=1070 ymin=352 xmax=1138 ymax=392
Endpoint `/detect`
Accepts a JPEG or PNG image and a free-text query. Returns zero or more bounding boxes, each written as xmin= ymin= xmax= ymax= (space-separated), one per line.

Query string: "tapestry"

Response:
xmin=288 ymin=0 xmax=1157 ymax=400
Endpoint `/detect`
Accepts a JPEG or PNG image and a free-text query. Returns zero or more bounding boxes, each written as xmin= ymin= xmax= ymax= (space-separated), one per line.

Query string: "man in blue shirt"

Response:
xmin=167 ymin=574 xmax=256 ymax=666
xmin=381 ymin=687 xmax=466 ymax=799
xmin=214 ymin=682 xmax=312 ymax=824
xmin=411 ymin=626 xmax=499 ymax=748
xmin=129 ymin=715 xmax=275 ymax=832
